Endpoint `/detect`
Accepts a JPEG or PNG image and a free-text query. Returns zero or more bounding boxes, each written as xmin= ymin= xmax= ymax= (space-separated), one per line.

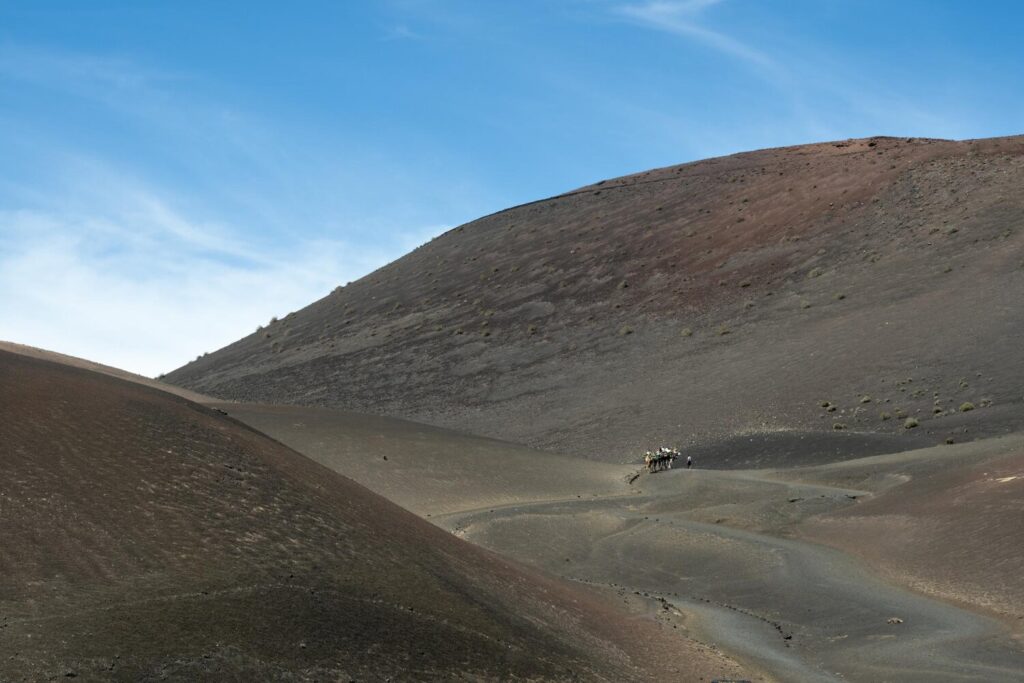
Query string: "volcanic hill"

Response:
xmin=0 ymin=349 xmax=745 ymax=681
xmin=166 ymin=135 xmax=1024 ymax=461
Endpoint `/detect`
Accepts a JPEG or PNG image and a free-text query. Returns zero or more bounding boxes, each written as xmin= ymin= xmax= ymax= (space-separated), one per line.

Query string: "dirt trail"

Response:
xmin=437 ymin=466 xmax=1024 ymax=682
xmin=218 ymin=402 xmax=1024 ymax=682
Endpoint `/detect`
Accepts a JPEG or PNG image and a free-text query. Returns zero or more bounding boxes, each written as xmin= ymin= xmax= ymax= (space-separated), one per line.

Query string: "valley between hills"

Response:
xmin=4 ymin=135 xmax=1024 ymax=681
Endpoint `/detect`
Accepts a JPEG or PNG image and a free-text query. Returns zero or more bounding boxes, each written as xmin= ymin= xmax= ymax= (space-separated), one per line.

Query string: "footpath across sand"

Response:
xmin=227 ymin=401 xmax=1024 ymax=682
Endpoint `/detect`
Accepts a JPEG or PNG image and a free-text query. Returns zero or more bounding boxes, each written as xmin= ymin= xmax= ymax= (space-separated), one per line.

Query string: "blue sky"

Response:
xmin=1 ymin=1 xmax=1021 ymax=376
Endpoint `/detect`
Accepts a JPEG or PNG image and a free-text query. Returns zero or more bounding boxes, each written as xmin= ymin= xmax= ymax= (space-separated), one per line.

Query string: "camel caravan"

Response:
xmin=643 ymin=446 xmax=687 ymax=473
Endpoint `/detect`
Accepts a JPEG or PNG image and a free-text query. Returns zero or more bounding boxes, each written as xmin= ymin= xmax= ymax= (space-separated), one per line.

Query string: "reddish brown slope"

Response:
xmin=167 ymin=135 xmax=1024 ymax=461
xmin=0 ymin=350 xmax=746 ymax=681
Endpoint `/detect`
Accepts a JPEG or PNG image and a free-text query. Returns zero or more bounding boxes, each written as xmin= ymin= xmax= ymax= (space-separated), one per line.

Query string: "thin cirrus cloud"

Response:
xmin=0 ymin=168 xmax=408 ymax=378
xmin=613 ymin=0 xmax=781 ymax=75
xmin=609 ymin=0 xmax=962 ymax=141
xmin=0 ymin=200 xmax=448 ymax=379
xmin=1 ymin=2 xmax=1006 ymax=377
xmin=0 ymin=42 xmax=456 ymax=377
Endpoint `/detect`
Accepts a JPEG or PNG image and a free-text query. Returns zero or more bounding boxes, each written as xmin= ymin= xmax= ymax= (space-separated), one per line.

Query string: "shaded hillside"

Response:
xmin=0 ymin=350 xmax=745 ymax=681
xmin=167 ymin=135 xmax=1024 ymax=461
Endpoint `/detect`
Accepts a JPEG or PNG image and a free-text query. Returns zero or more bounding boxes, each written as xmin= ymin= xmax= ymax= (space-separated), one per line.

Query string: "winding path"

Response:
xmin=438 ymin=469 xmax=1024 ymax=682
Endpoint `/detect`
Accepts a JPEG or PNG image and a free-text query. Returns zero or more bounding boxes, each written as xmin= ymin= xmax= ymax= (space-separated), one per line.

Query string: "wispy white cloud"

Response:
xmin=382 ymin=24 xmax=426 ymax=41
xmin=606 ymin=0 xmax=962 ymax=144
xmin=0 ymin=43 xmax=476 ymax=376
xmin=0 ymin=42 xmax=184 ymax=103
xmin=614 ymin=0 xmax=782 ymax=76
xmin=0 ymin=41 xmax=333 ymax=234
xmin=0 ymin=173 xmax=427 ymax=377
xmin=625 ymin=0 xmax=726 ymax=17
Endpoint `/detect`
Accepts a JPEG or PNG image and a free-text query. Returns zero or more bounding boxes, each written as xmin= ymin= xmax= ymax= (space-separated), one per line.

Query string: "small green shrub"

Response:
xmin=904 ymin=417 xmax=919 ymax=429
xmin=959 ymin=402 xmax=975 ymax=412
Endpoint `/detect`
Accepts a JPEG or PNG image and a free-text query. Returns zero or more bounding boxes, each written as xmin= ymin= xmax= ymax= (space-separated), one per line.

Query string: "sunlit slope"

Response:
xmin=217 ymin=402 xmax=635 ymax=516
xmin=168 ymin=135 xmax=1024 ymax=461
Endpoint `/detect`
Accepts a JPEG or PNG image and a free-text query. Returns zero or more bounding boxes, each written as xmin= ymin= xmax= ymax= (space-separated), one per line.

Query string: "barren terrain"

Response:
xmin=220 ymin=401 xmax=1024 ymax=681
xmin=0 ymin=349 xmax=746 ymax=681
xmin=8 ymin=134 xmax=1024 ymax=681
xmin=167 ymin=136 xmax=1024 ymax=461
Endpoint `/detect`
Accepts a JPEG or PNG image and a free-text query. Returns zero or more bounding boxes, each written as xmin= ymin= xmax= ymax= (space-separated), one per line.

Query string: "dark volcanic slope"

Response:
xmin=0 ymin=350 xmax=744 ymax=681
xmin=168 ymin=135 xmax=1024 ymax=461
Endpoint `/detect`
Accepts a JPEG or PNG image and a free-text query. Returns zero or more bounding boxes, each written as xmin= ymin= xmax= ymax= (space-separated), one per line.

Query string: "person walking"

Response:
xmin=686 ymin=455 xmax=693 ymax=469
